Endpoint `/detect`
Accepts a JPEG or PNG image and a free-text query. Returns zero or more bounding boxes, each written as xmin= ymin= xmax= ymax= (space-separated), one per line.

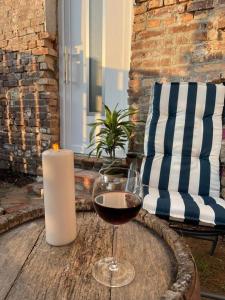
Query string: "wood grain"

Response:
xmin=111 ymin=220 xmax=176 ymax=300
xmin=5 ymin=213 xmax=112 ymax=300
xmin=0 ymin=219 xmax=44 ymax=299
xmin=0 ymin=212 xmax=180 ymax=300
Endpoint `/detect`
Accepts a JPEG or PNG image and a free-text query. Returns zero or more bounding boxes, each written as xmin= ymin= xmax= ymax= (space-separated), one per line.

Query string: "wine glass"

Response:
xmin=92 ymin=167 xmax=143 ymax=287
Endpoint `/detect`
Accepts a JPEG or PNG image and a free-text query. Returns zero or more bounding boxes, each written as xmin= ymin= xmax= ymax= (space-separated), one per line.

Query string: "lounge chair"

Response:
xmin=141 ymin=82 xmax=225 ymax=256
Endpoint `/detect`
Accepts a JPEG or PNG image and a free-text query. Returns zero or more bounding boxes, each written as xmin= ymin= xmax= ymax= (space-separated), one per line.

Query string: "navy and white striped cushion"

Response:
xmin=143 ymin=187 xmax=225 ymax=228
xmin=141 ymin=82 xmax=225 ymax=227
xmin=142 ymin=82 xmax=225 ymax=197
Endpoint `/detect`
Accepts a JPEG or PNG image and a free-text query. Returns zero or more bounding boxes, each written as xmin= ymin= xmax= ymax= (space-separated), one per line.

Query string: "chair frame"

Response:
xmin=170 ymin=223 xmax=225 ymax=299
xmin=128 ymin=153 xmax=225 ymax=256
xmin=168 ymin=221 xmax=225 ymax=256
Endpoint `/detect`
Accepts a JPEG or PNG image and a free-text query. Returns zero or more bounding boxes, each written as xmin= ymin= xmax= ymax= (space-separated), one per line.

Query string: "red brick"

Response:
xmin=187 ymin=0 xmax=214 ymax=12
xmin=38 ymin=32 xmax=56 ymax=41
xmin=177 ymin=4 xmax=187 ymax=14
xmin=142 ymin=59 xmax=160 ymax=67
xmin=32 ymin=48 xmax=49 ymax=55
xmin=131 ymin=41 xmax=144 ymax=50
xmin=163 ymin=17 xmax=176 ymax=26
xmin=134 ymin=14 xmax=146 ymax=24
xmin=169 ymin=24 xmax=192 ymax=33
xmin=28 ymin=40 xmax=37 ymax=49
xmin=138 ymin=29 xmax=163 ymax=39
xmin=180 ymin=13 xmax=194 ymax=22
xmin=192 ymin=31 xmax=208 ymax=42
xmin=131 ymin=51 xmax=145 ymax=60
xmin=32 ymin=47 xmax=57 ymax=57
xmin=143 ymin=39 xmax=162 ymax=48
xmin=194 ymin=10 xmax=210 ymax=20
xmin=147 ymin=19 xmax=161 ymax=28
xmin=36 ymin=39 xmax=54 ymax=48
xmin=148 ymin=0 xmax=164 ymax=10
xmin=164 ymin=0 xmax=177 ymax=6
xmin=134 ymin=4 xmax=147 ymax=15
xmin=38 ymin=78 xmax=58 ymax=85
xmin=133 ymin=22 xmax=146 ymax=32
xmin=218 ymin=18 xmax=225 ymax=30
xmin=160 ymin=48 xmax=175 ymax=56
xmin=160 ymin=58 xmax=171 ymax=66
xmin=30 ymin=17 xmax=43 ymax=27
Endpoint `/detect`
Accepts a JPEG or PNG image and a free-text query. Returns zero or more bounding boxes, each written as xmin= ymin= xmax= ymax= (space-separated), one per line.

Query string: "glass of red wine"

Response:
xmin=92 ymin=167 xmax=143 ymax=287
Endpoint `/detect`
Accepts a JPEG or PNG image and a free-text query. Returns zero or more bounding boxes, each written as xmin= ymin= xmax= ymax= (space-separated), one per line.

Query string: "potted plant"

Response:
xmin=88 ymin=104 xmax=138 ymax=169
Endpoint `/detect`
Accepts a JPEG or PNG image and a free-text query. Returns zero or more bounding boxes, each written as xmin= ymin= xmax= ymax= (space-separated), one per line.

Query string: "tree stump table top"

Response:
xmin=0 ymin=200 xmax=200 ymax=300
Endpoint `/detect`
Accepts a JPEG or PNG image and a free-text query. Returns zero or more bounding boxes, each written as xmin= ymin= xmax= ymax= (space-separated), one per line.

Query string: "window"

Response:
xmin=89 ymin=0 xmax=103 ymax=113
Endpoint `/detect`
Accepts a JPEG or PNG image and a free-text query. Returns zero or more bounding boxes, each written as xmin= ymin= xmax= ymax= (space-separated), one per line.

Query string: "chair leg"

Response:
xmin=171 ymin=226 xmax=221 ymax=256
xmin=210 ymin=235 xmax=219 ymax=256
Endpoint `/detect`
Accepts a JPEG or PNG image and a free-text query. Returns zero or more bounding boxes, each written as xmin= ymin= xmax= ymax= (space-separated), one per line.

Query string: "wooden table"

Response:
xmin=0 ymin=201 xmax=200 ymax=300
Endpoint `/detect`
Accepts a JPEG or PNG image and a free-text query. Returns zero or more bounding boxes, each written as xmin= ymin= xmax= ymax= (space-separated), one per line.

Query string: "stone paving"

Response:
xmin=0 ymin=181 xmax=42 ymax=215
xmin=0 ymin=168 xmax=96 ymax=216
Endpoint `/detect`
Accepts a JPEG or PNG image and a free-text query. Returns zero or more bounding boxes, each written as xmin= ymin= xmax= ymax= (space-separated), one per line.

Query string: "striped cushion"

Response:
xmin=143 ymin=187 xmax=225 ymax=228
xmin=142 ymin=82 xmax=225 ymax=197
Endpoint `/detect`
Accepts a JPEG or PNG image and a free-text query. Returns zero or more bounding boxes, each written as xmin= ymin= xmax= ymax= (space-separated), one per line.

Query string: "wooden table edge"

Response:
xmin=0 ymin=199 xmax=200 ymax=300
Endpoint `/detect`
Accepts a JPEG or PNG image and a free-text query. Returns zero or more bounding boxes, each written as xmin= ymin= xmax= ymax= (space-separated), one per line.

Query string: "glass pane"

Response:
xmin=89 ymin=0 xmax=103 ymax=113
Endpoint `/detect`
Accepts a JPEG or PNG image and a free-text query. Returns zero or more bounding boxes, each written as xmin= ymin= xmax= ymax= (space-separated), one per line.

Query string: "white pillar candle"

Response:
xmin=42 ymin=146 xmax=76 ymax=246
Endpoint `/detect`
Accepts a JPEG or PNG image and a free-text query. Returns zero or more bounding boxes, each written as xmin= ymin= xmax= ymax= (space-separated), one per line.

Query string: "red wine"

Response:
xmin=94 ymin=192 xmax=142 ymax=225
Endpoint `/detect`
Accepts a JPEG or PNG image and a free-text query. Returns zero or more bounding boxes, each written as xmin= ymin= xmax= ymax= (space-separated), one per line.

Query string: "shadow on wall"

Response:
xmin=128 ymin=2 xmax=225 ymax=154
xmin=0 ymin=49 xmax=59 ymax=175
xmin=66 ymin=47 xmax=131 ymax=157
xmin=0 ymin=47 xmax=131 ymax=171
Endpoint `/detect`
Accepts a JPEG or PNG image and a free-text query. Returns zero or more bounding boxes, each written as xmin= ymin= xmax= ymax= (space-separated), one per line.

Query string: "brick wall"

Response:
xmin=129 ymin=0 xmax=225 ymax=194
xmin=1 ymin=0 xmax=225 ymax=182
xmin=130 ymin=0 xmax=225 ymax=151
xmin=0 ymin=0 xmax=59 ymax=174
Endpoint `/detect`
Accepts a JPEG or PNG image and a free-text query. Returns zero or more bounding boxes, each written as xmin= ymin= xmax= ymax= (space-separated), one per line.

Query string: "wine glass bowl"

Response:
xmin=94 ymin=190 xmax=142 ymax=225
xmin=92 ymin=167 xmax=143 ymax=287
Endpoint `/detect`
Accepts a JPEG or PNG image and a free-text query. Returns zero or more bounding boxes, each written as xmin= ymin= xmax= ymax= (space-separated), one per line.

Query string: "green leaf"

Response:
xmin=104 ymin=104 xmax=112 ymax=123
xmin=87 ymin=141 xmax=96 ymax=149
xmin=87 ymin=103 xmax=139 ymax=158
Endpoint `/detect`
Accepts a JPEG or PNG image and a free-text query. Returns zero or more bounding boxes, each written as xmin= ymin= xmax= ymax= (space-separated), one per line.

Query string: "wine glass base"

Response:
xmin=92 ymin=257 xmax=135 ymax=287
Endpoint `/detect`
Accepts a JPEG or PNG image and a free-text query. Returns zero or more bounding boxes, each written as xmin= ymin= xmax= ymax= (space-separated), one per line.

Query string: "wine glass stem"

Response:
xmin=110 ymin=225 xmax=119 ymax=271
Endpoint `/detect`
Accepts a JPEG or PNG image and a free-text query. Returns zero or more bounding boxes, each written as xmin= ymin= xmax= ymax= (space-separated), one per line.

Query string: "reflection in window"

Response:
xmin=89 ymin=0 xmax=103 ymax=113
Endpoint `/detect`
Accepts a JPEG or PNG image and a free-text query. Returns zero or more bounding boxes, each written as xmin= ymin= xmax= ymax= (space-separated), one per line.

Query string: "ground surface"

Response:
xmin=187 ymin=236 xmax=225 ymax=296
xmin=0 ymin=177 xmax=225 ymax=298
